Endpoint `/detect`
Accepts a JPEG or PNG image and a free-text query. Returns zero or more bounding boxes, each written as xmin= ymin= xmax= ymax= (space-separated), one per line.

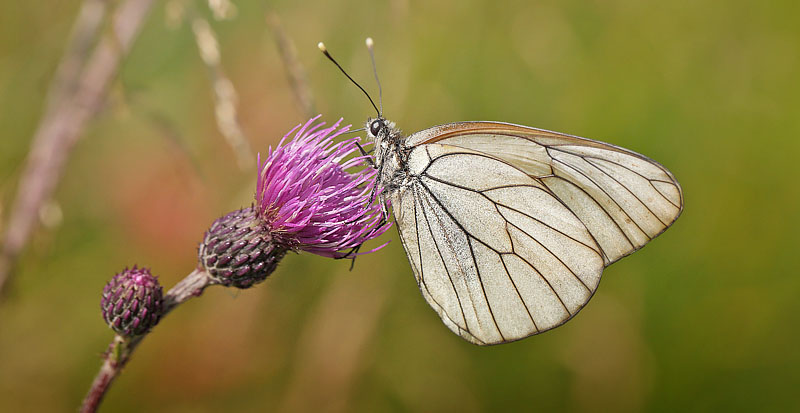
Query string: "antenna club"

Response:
xmin=318 ymin=40 xmax=381 ymax=116
xmin=365 ymin=37 xmax=374 ymax=48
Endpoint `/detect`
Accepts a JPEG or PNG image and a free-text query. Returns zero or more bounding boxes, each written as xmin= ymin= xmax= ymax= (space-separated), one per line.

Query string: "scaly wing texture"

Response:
xmin=392 ymin=144 xmax=605 ymax=345
xmin=408 ymin=121 xmax=683 ymax=265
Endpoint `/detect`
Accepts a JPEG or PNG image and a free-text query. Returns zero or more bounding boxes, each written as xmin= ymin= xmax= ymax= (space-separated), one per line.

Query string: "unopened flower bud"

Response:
xmin=199 ymin=207 xmax=286 ymax=289
xmin=101 ymin=266 xmax=163 ymax=336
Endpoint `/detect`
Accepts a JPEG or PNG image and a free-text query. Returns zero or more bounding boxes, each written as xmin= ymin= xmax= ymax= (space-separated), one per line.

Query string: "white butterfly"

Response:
xmin=321 ymin=40 xmax=683 ymax=345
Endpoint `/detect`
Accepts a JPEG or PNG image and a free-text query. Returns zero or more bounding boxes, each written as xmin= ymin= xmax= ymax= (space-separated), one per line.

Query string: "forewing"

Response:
xmin=407 ymin=121 xmax=683 ymax=265
xmin=392 ymin=144 xmax=605 ymax=345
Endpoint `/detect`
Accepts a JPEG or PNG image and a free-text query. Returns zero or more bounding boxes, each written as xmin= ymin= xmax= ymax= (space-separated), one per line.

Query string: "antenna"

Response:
xmin=365 ymin=37 xmax=383 ymax=115
xmin=318 ymin=42 xmax=380 ymax=116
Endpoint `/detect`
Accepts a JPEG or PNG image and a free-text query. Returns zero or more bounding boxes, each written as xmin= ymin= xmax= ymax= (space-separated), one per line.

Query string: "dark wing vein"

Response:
xmin=417 ymin=175 xmax=578 ymax=328
xmin=550 ymin=144 xmax=681 ymax=210
xmin=653 ymin=186 xmax=681 ymax=209
xmin=548 ymin=151 xmax=648 ymax=242
xmin=468 ymin=235 xmax=538 ymax=334
xmin=506 ymin=219 xmax=591 ymax=293
xmin=651 ymin=179 xmax=678 ymax=184
xmin=466 ymin=236 xmax=506 ymax=341
xmin=581 ymin=152 xmax=670 ymax=179
xmin=492 ymin=199 xmax=603 ymax=261
xmin=532 ymin=177 xmax=611 ymax=264
xmin=540 ymin=175 xmax=633 ymax=262
xmin=420 ymin=151 xmax=517 ymax=176
xmin=418 ymin=184 xmax=503 ymax=341
xmin=420 ymin=174 xmax=599 ymax=256
xmin=502 ymin=237 xmax=572 ymax=316
xmin=416 ymin=186 xmax=476 ymax=339
xmin=417 ymin=171 xmax=595 ymax=300
xmin=402 ymin=195 xmax=422 ymax=289
xmin=410 ymin=189 xmax=474 ymax=340
xmin=581 ymin=156 xmax=669 ymax=228
xmin=498 ymin=246 xmax=539 ymax=332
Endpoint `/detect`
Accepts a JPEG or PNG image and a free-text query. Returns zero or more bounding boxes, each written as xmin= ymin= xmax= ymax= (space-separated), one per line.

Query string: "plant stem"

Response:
xmin=80 ymin=268 xmax=215 ymax=413
xmin=190 ymin=14 xmax=253 ymax=170
xmin=80 ymin=335 xmax=128 ymax=413
xmin=266 ymin=11 xmax=315 ymax=119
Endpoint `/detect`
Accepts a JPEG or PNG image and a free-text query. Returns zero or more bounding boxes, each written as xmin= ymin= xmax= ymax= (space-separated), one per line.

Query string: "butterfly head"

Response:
xmin=365 ymin=116 xmax=401 ymax=144
xmin=366 ymin=117 xmax=387 ymax=139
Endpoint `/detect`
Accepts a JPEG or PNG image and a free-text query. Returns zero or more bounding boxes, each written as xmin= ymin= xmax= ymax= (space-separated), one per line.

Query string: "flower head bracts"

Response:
xmin=101 ymin=266 xmax=163 ymax=336
xmin=255 ymin=116 xmax=390 ymax=258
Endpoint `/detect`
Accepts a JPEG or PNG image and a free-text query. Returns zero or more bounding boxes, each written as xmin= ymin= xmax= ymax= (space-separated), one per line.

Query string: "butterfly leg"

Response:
xmin=355 ymin=142 xmax=375 ymax=167
xmin=378 ymin=191 xmax=391 ymax=223
xmin=368 ymin=158 xmax=386 ymax=207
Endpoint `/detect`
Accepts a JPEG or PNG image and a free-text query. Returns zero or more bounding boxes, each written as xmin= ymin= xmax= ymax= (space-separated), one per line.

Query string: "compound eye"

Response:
xmin=370 ymin=119 xmax=384 ymax=136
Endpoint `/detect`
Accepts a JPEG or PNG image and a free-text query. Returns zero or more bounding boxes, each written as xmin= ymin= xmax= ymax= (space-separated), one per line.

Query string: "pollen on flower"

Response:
xmin=254 ymin=115 xmax=390 ymax=258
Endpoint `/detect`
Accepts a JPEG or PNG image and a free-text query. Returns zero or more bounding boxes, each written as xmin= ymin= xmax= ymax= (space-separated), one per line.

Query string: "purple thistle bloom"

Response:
xmin=198 ymin=116 xmax=389 ymax=288
xmin=255 ymin=115 xmax=390 ymax=258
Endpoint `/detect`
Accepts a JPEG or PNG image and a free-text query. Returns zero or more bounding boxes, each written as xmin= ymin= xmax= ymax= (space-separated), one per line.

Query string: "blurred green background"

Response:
xmin=1 ymin=0 xmax=798 ymax=411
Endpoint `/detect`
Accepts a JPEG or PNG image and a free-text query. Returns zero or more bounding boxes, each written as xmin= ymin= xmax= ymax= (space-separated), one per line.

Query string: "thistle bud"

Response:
xmin=101 ymin=267 xmax=163 ymax=337
xmin=198 ymin=207 xmax=286 ymax=289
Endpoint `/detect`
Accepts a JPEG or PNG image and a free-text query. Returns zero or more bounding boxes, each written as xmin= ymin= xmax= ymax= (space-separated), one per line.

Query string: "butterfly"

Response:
xmin=320 ymin=39 xmax=683 ymax=345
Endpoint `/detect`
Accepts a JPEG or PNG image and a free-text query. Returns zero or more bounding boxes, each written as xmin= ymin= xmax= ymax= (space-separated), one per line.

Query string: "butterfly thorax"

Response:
xmin=365 ymin=117 xmax=412 ymax=195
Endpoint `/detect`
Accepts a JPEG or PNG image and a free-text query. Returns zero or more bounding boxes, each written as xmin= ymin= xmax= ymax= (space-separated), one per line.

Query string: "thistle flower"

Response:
xmin=255 ymin=115 xmax=389 ymax=256
xmin=101 ymin=266 xmax=163 ymax=337
xmin=199 ymin=116 xmax=389 ymax=288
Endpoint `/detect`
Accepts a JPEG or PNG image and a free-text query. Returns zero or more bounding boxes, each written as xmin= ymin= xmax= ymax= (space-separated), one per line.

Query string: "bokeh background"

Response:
xmin=2 ymin=0 xmax=799 ymax=411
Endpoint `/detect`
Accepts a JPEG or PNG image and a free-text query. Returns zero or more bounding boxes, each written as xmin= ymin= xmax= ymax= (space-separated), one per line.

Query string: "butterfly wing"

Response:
xmin=391 ymin=143 xmax=606 ymax=345
xmin=392 ymin=122 xmax=682 ymax=345
xmin=405 ymin=121 xmax=684 ymax=265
